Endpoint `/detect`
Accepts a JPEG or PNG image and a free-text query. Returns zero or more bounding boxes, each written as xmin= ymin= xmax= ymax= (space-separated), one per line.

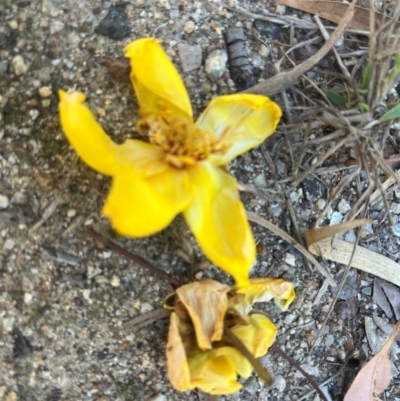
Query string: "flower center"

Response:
xmin=137 ymin=110 xmax=221 ymax=169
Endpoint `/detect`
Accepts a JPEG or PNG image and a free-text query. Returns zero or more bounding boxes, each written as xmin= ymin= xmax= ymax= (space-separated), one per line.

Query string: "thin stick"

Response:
xmin=86 ymin=228 xmax=181 ymax=288
xmin=242 ymin=0 xmax=356 ymax=95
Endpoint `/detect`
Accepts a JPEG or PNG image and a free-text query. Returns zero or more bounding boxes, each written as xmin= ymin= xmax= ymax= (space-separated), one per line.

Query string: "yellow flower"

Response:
xmin=165 ymin=279 xmax=295 ymax=395
xmin=58 ymin=38 xmax=281 ymax=286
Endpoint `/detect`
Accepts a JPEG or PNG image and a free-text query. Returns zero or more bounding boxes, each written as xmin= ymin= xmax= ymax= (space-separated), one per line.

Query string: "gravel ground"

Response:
xmin=1 ymin=1 xmax=400 ymax=401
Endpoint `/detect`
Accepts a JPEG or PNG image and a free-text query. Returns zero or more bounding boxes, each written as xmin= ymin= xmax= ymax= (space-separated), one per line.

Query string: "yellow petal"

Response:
xmin=235 ymin=278 xmax=296 ymax=315
xmin=103 ymin=152 xmax=193 ymax=237
xmin=212 ymin=346 xmax=253 ymax=379
xmin=125 ymin=38 xmax=192 ymax=119
xmin=166 ymin=313 xmax=193 ymax=392
xmin=196 ymin=94 xmax=282 ymax=166
xmin=189 ymin=352 xmax=242 ymax=395
xmin=58 ymin=90 xmax=118 ymax=176
xmin=184 ymin=163 xmax=255 ymax=286
xmin=175 ymin=280 xmax=231 ymax=350
xmin=232 ymin=314 xmax=277 ymax=358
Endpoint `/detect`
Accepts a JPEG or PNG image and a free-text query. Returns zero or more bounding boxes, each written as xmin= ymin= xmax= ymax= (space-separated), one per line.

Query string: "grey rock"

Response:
xmin=302 ymin=176 xmax=323 ymax=202
xmin=254 ymin=172 xmax=267 ymax=188
xmin=0 ymin=60 xmax=8 ymax=76
xmin=361 ymin=286 xmax=372 ymax=296
xmin=244 ymin=376 xmax=259 ymax=395
xmin=391 ymin=223 xmax=400 ymax=237
xmin=177 ymin=43 xmax=202 ymax=72
xmin=270 ymin=203 xmax=282 ymax=217
xmin=273 ymin=375 xmax=287 ymax=392
xmin=332 ymin=269 xmax=358 ymax=300
xmin=205 ymin=49 xmax=227 ymax=81
xmin=11 ymin=191 xmax=27 ymax=205
xmin=95 ymin=5 xmax=131 ymax=40
xmin=324 ymin=334 xmax=335 ymax=347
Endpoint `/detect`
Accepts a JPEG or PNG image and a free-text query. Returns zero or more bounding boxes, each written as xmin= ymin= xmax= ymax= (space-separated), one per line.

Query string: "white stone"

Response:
xmin=2 ymin=317 xmax=15 ymax=332
xmin=0 ymin=194 xmax=9 ymax=209
xmin=140 ymin=302 xmax=153 ymax=314
xmin=259 ymin=44 xmax=270 ymax=58
xmin=8 ymin=20 xmax=18 ymax=30
xmin=4 ymin=239 xmax=15 ymax=250
xmin=111 ymin=275 xmax=120 ymax=287
xmin=50 ymin=19 xmax=65 ymax=34
xmin=39 ymin=86 xmax=52 ymax=98
xmin=338 ymin=198 xmax=351 ymax=214
xmin=330 ymin=211 xmax=343 ymax=225
xmin=183 ymin=20 xmax=195 ymax=33
xmin=205 ymin=49 xmax=227 ymax=81
xmin=12 ymin=55 xmax=28 ymax=76
xmin=316 ymin=198 xmax=326 ymax=210
xmin=67 ymin=208 xmax=76 ymax=218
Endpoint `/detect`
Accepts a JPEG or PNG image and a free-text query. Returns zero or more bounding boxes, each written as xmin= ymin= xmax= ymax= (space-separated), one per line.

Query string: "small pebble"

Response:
xmin=4 ymin=239 xmax=16 ymax=250
xmin=12 ymin=55 xmax=28 ymax=76
xmin=140 ymin=302 xmax=153 ymax=313
xmin=273 ymin=375 xmax=287 ymax=392
xmin=24 ymin=293 xmax=33 ymax=304
xmin=177 ymin=43 xmax=202 ymax=72
xmin=330 ymin=211 xmax=343 ymax=225
xmin=390 ymin=223 xmax=400 ymax=237
xmin=111 ymin=275 xmax=120 ymax=287
xmin=254 ymin=172 xmax=267 ymax=188
xmin=39 ymin=86 xmax=52 ymax=98
xmin=284 ymin=314 xmax=297 ymax=324
xmin=94 ymin=275 xmax=109 ymax=284
xmin=361 ymin=286 xmax=372 ymax=296
xmin=259 ymin=44 xmax=270 ymax=58
xmin=0 ymin=194 xmax=9 ymax=209
xmin=316 ymin=198 xmax=326 ymax=210
xmin=8 ymin=20 xmax=18 ymax=30
xmin=183 ymin=20 xmax=195 ymax=33
xmin=338 ymin=198 xmax=351 ymax=214
xmin=67 ymin=208 xmax=76 ymax=218
xmin=205 ymin=49 xmax=227 ymax=81
xmin=270 ymin=203 xmax=282 ymax=217
xmin=149 ymin=395 xmax=167 ymax=401
xmin=324 ymin=334 xmax=335 ymax=347
xmin=22 ymin=277 xmax=34 ymax=292
xmin=50 ymin=19 xmax=65 ymax=34
xmin=4 ymin=391 xmax=18 ymax=401
xmin=2 ymin=317 xmax=15 ymax=332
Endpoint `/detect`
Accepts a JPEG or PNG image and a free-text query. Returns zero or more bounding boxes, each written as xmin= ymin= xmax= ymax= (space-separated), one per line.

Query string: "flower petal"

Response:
xmin=175 ymin=280 xmax=231 ymax=350
xmin=125 ymin=38 xmax=192 ymax=119
xmin=103 ymin=158 xmax=193 ymax=237
xmin=184 ymin=163 xmax=255 ymax=286
xmin=235 ymin=278 xmax=296 ymax=315
xmin=58 ymin=90 xmax=118 ymax=176
xmin=196 ymin=94 xmax=282 ymax=166
xmin=166 ymin=313 xmax=193 ymax=392
xmin=189 ymin=352 xmax=242 ymax=395
xmin=232 ymin=314 xmax=277 ymax=358
xmin=212 ymin=346 xmax=253 ymax=379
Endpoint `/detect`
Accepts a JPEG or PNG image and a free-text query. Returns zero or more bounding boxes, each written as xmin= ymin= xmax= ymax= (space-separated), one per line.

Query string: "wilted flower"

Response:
xmin=58 ymin=38 xmax=281 ymax=286
xmin=165 ymin=278 xmax=295 ymax=395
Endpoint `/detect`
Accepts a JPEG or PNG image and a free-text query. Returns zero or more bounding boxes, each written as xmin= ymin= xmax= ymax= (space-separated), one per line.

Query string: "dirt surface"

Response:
xmin=1 ymin=1 xmax=400 ymax=401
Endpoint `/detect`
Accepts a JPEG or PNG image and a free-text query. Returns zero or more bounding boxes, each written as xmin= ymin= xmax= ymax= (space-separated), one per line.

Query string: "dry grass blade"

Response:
xmin=307 ymin=237 xmax=400 ymax=287
xmin=344 ymin=321 xmax=400 ymax=401
xmin=246 ymin=211 xmax=336 ymax=286
xmin=243 ymin=0 xmax=356 ymax=95
xmin=123 ymin=308 xmax=171 ymax=332
xmin=275 ymin=0 xmax=400 ymax=31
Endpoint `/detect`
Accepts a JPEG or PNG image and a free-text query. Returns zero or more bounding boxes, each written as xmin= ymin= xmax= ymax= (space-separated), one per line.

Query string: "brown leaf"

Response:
xmin=97 ymin=57 xmax=131 ymax=83
xmin=176 ymin=280 xmax=231 ymax=349
xmin=275 ymin=0 xmax=400 ymax=31
xmin=344 ymin=321 xmax=400 ymax=401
